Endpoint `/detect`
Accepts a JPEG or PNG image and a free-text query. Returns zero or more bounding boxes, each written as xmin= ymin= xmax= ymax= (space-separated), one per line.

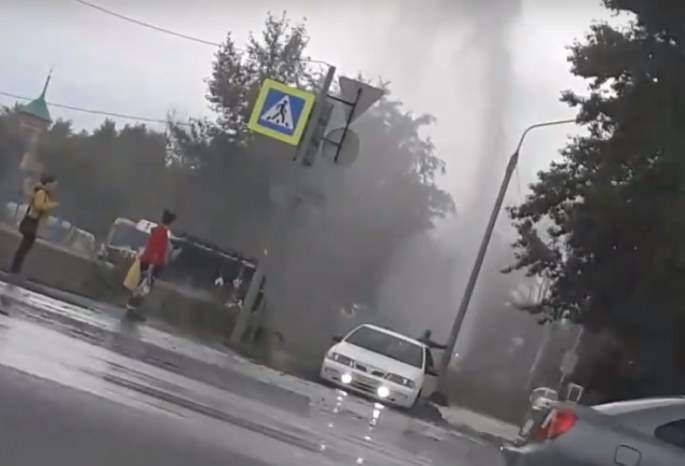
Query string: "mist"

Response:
xmin=376 ymin=0 xmax=523 ymax=356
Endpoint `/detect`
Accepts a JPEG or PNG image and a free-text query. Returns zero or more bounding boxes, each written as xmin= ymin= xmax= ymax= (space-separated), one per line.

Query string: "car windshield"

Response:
xmin=345 ymin=326 xmax=424 ymax=368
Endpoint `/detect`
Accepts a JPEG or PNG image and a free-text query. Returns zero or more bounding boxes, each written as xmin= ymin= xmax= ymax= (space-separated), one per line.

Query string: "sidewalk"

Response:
xmin=437 ymin=405 xmax=520 ymax=443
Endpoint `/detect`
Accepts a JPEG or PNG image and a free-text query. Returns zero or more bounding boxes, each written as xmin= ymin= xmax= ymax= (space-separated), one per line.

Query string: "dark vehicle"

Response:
xmin=100 ymin=217 xmax=256 ymax=298
xmin=502 ymin=397 xmax=685 ymax=465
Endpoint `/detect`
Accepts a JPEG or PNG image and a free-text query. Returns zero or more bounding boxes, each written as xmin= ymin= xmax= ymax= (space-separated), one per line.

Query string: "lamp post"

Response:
xmin=435 ymin=118 xmax=577 ymax=395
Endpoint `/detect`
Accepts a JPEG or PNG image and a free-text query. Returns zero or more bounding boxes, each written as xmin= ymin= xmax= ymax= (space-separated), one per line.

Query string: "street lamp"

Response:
xmin=435 ymin=118 xmax=577 ymax=395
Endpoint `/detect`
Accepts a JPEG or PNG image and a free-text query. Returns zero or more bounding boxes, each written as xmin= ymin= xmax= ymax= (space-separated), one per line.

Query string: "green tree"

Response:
xmin=506 ymin=0 xmax=685 ymax=392
xmin=167 ymin=12 xmax=315 ymax=250
xmin=39 ymin=120 xmax=171 ymax=235
xmin=0 ymin=116 xmax=172 ymax=236
xmin=0 ymin=107 xmax=24 ymax=189
xmin=169 ymin=11 xmax=454 ymax=311
xmin=207 ymin=11 xmax=313 ymax=146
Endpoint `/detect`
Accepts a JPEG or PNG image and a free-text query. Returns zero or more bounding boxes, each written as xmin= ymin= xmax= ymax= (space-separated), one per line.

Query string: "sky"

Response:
xmin=0 ymin=0 xmax=612 ymax=205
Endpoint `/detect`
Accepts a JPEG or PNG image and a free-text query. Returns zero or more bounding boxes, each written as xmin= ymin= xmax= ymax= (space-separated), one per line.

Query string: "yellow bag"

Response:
xmin=123 ymin=256 xmax=141 ymax=291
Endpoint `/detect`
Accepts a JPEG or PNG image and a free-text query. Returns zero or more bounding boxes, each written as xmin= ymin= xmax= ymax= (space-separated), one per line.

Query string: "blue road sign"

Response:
xmin=247 ymin=79 xmax=315 ymax=145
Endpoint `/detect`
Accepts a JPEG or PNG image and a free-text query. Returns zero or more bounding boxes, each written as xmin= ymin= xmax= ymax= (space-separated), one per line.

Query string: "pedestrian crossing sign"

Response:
xmin=247 ymin=78 xmax=315 ymax=145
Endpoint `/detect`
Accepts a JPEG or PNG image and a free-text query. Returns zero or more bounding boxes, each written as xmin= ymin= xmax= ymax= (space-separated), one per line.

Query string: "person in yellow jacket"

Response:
xmin=9 ymin=174 xmax=58 ymax=274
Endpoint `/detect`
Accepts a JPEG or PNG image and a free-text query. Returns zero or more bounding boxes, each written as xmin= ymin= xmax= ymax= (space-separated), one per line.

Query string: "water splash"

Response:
xmin=376 ymin=226 xmax=457 ymax=337
xmin=445 ymin=0 xmax=523 ymax=355
xmin=377 ymin=0 xmax=523 ymax=351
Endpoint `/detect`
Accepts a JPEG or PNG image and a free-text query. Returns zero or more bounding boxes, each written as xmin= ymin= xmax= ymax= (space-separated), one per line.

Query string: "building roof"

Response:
xmin=20 ymin=73 xmax=52 ymax=123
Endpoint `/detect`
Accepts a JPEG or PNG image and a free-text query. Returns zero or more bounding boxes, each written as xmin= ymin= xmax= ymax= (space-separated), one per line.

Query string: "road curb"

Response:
xmin=446 ymin=423 xmax=506 ymax=447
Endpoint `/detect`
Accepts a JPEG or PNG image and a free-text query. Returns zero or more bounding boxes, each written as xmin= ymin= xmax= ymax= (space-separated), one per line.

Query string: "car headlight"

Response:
xmin=386 ymin=373 xmax=416 ymax=388
xmin=326 ymin=352 xmax=355 ymax=366
xmin=377 ymin=386 xmax=390 ymax=398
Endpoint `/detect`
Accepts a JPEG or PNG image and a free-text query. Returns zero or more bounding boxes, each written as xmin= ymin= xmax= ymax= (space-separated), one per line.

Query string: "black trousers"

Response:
xmin=10 ymin=234 xmax=36 ymax=274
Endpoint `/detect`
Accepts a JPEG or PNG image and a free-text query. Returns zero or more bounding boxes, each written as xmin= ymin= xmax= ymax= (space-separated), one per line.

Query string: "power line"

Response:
xmin=72 ymin=0 xmax=332 ymax=67
xmin=1 ymin=2 xmax=334 ymax=126
xmin=73 ymin=0 xmax=221 ymax=47
xmin=0 ymin=90 xmax=188 ymax=126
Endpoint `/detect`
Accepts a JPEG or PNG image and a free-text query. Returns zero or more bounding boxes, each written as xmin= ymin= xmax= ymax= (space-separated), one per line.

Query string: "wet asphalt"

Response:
xmin=0 ymin=281 xmax=505 ymax=466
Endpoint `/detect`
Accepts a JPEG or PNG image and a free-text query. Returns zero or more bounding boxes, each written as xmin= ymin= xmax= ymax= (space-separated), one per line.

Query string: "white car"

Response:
xmin=320 ymin=324 xmax=438 ymax=408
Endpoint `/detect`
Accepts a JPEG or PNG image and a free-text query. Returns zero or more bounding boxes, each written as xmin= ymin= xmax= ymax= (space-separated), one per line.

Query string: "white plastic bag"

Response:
xmin=137 ymin=267 xmax=154 ymax=296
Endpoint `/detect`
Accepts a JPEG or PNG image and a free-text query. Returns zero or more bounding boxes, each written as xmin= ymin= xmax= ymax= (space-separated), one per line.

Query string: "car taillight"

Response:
xmin=536 ymin=408 xmax=576 ymax=440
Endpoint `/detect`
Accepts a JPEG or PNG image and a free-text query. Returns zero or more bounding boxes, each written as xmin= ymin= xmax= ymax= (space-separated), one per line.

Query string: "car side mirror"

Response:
xmin=425 ymin=367 xmax=439 ymax=377
xmin=332 ymin=335 xmax=343 ymax=342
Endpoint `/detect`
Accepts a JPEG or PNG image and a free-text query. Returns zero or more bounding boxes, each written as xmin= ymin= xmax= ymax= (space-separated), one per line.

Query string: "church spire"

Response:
xmin=20 ymin=69 xmax=53 ymax=123
xmin=39 ymin=68 xmax=53 ymax=99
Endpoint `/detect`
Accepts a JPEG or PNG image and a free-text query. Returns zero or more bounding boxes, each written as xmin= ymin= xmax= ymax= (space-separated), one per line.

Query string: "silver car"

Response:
xmin=502 ymin=397 xmax=685 ymax=465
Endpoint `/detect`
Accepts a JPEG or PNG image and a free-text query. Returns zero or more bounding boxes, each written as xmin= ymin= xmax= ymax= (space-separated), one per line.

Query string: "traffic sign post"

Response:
xmin=247 ymin=79 xmax=315 ymax=146
xmin=321 ymin=128 xmax=360 ymax=166
xmin=232 ymin=70 xmax=334 ymax=345
xmin=321 ymin=76 xmax=384 ymax=164
xmin=337 ymin=77 xmax=385 ymax=123
xmin=233 ymin=70 xmax=384 ymax=346
xmin=560 ymin=350 xmax=578 ymax=376
xmin=296 ymin=66 xmax=337 ymax=165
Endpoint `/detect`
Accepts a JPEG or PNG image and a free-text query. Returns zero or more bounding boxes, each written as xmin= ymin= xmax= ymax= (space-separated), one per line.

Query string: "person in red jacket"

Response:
xmin=126 ymin=210 xmax=176 ymax=317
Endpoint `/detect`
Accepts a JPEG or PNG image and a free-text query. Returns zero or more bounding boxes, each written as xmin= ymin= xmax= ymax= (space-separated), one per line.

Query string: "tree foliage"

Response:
xmin=0 ymin=11 xmax=453 ymax=315
xmin=0 ymin=107 xmax=23 ymax=180
xmin=506 ymin=0 xmax=685 ymax=389
xmin=0 ymin=114 xmax=170 ymax=236
xmin=168 ymin=12 xmax=454 ymax=308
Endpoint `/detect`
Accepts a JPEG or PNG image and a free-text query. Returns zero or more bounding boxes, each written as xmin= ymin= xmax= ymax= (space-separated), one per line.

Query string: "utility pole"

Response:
xmin=526 ymin=278 xmax=551 ymax=388
xmin=230 ymin=65 xmax=337 ymax=345
xmin=230 ymin=66 xmax=383 ymax=346
xmin=295 ymin=67 xmax=337 ymax=163
xmin=435 ymin=118 xmax=577 ymax=394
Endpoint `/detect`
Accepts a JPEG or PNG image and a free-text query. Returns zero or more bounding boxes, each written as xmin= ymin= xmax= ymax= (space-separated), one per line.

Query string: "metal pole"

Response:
xmin=527 ymin=321 xmax=554 ymax=388
xmin=435 ymin=118 xmax=576 ymax=392
xmin=526 ymin=279 xmax=551 ymax=388
xmin=231 ymin=65 xmax=336 ymax=344
xmin=334 ymin=88 xmax=361 ymax=164
xmin=294 ymin=65 xmax=336 ymax=163
xmin=557 ymin=325 xmax=584 ymax=397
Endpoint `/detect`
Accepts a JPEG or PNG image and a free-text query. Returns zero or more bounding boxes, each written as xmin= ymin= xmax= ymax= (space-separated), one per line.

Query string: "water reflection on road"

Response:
xmin=0 ymin=282 xmax=504 ymax=466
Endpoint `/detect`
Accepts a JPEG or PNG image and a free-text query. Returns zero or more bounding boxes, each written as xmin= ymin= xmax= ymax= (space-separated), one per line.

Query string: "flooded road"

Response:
xmin=0 ymin=281 xmax=504 ymax=466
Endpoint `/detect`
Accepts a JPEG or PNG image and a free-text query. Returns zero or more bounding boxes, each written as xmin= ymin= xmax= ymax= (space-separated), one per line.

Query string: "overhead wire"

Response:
xmin=0 ymin=90 xmax=189 ymax=126
xmin=73 ymin=0 xmax=222 ymax=47
xmin=71 ymin=0 xmax=334 ymax=68
xmin=0 ymin=0 xmax=333 ymax=125
xmin=2 ymin=1 xmax=335 ymax=126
